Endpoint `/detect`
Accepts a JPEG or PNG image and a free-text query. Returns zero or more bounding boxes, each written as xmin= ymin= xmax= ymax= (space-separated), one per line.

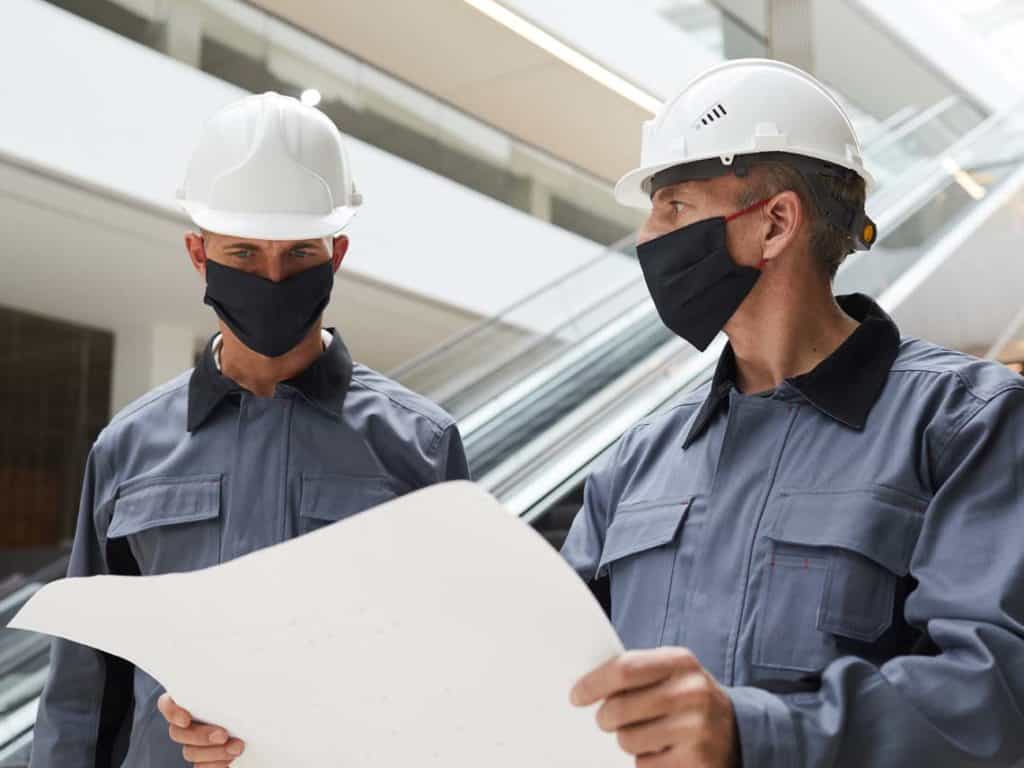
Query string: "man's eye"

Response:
xmin=669 ymin=201 xmax=686 ymax=215
xmin=291 ymin=250 xmax=312 ymax=258
xmin=228 ymin=250 xmax=251 ymax=259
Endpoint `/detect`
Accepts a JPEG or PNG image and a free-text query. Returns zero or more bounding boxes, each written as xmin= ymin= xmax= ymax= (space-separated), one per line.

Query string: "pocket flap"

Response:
xmin=300 ymin=474 xmax=405 ymax=523
xmin=768 ymin=489 xmax=925 ymax=576
xmin=598 ymin=498 xmax=691 ymax=575
xmin=109 ymin=476 xmax=221 ymax=538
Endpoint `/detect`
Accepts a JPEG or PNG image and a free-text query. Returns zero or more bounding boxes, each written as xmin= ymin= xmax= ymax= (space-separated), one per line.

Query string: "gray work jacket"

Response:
xmin=31 ymin=329 xmax=469 ymax=768
xmin=563 ymin=294 xmax=1024 ymax=767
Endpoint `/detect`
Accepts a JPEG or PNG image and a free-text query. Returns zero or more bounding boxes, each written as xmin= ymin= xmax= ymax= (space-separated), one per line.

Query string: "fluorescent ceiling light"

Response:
xmin=941 ymin=156 xmax=987 ymax=200
xmin=301 ymin=88 xmax=322 ymax=107
xmin=462 ymin=0 xmax=663 ymax=115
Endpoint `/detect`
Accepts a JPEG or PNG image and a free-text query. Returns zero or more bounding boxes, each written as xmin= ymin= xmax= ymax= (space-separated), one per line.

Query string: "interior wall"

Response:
xmin=0 ymin=306 xmax=112 ymax=559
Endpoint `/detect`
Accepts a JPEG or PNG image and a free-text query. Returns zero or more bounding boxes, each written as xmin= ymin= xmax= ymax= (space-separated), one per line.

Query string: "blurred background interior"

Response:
xmin=5 ymin=0 xmax=1024 ymax=762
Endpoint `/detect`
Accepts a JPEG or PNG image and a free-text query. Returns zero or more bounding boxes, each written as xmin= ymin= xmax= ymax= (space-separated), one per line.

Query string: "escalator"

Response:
xmin=0 ymin=558 xmax=67 ymax=767
xmin=1 ymin=95 xmax=1020 ymax=764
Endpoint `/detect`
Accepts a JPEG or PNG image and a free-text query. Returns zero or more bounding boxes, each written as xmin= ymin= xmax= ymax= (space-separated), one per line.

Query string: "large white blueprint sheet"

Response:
xmin=10 ymin=481 xmax=630 ymax=767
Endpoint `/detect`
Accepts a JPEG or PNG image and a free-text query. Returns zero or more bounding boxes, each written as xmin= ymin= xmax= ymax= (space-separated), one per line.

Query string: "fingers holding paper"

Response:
xmin=158 ymin=693 xmax=245 ymax=765
xmin=571 ymin=647 xmax=739 ymax=768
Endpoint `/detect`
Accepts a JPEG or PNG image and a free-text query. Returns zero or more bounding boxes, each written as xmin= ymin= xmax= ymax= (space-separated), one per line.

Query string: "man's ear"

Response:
xmin=761 ymin=190 xmax=803 ymax=266
xmin=184 ymin=231 xmax=208 ymax=277
xmin=332 ymin=235 xmax=350 ymax=273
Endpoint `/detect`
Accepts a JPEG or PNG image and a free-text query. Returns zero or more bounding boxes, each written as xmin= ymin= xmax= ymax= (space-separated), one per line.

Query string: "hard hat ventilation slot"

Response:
xmin=695 ymin=104 xmax=727 ymax=131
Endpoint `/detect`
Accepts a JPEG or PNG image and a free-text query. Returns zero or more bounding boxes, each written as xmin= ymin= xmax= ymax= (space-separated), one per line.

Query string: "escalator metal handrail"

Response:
xmin=0 ymin=557 xmax=70 ymax=759
xmin=0 ymin=698 xmax=37 ymax=761
xmin=424 ymin=269 xmax=651 ymax=412
xmin=505 ymin=342 xmax=724 ymax=520
xmin=388 ymin=232 xmax=636 ymax=381
xmin=0 ymin=588 xmax=40 ymax=624
xmin=460 ymin=298 xmax=668 ymax=436
xmin=847 ymin=95 xmax=1024 ymax=278
xmin=462 ymin=319 xmax=678 ymax=479
xmin=985 ymin=302 xmax=1024 ymax=360
xmin=861 ymin=95 xmax=962 ymax=157
xmin=858 ymin=104 xmax=923 ymax=148
xmin=482 ymin=334 xmax=695 ymax=499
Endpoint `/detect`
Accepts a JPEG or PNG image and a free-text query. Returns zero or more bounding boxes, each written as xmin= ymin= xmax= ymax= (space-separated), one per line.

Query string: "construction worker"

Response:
xmin=30 ymin=92 xmax=469 ymax=768
xmin=564 ymin=59 xmax=1024 ymax=766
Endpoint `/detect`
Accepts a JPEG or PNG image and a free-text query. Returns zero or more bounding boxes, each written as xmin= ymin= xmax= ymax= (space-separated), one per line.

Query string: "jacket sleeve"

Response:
xmin=560 ymin=440 xmax=621 ymax=583
xmin=727 ymin=387 xmax=1024 ymax=767
xmin=31 ymin=443 xmax=135 ymax=768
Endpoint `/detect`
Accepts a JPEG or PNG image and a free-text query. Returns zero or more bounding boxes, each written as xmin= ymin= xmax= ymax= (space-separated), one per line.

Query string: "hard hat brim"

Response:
xmin=179 ymin=201 xmax=359 ymax=240
xmin=615 ymin=154 xmax=876 ymax=210
xmin=614 ymin=162 xmax=681 ymax=209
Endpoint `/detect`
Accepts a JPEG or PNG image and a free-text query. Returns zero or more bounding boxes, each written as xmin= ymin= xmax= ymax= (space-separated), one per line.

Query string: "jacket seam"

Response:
xmin=91 ymin=440 xmax=119 ymax=539
xmin=349 ymin=375 xmax=452 ymax=434
xmin=933 ymin=387 xmax=1022 ymax=481
xmin=889 ymin=366 xmax=1024 ymax=401
xmin=106 ymin=379 xmax=190 ymax=427
xmin=631 ymin=401 xmax=703 ymax=433
xmin=429 ymin=423 xmax=449 ymax=457
xmin=729 ymin=404 xmax=800 ymax=685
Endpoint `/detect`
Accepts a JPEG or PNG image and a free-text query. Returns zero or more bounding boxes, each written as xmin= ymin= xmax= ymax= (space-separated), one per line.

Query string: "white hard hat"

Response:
xmin=615 ymin=58 xmax=874 ymax=208
xmin=177 ymin=92 xmax=363 ymax=240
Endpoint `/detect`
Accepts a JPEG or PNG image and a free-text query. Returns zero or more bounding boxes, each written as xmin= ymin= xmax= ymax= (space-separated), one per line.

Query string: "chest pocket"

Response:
xmin=298 ymin=473 xmax=408 ymax=535
xmin=753 ymin=488 xmax=924 ymax=676
xmin=107 ymin=475 xmax=222 ymax=575
xmin=598 ymin=498 xmax=691 ymax=650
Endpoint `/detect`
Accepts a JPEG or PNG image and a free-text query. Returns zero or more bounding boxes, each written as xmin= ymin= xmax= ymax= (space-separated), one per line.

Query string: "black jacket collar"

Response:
xmin=187 ymin=328 xmax=354 ymax=432
xmin=682 ymin=294 xmax=901 ymax=449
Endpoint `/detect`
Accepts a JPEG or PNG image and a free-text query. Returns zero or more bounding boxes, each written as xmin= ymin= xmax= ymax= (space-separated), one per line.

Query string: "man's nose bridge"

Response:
xmin=266 ymin=252 xmax=288 ymax=282
xmin=637 ymin=211 xmax=666 ymax=245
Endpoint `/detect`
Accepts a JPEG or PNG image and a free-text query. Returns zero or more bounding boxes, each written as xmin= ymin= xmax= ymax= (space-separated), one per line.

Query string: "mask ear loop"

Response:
xmin=725 ymin=197 xmax=772 ymax=270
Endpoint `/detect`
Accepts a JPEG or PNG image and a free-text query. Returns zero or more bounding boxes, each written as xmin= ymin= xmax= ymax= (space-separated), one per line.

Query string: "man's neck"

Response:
xmin=725 ymin=278 xmax=859 ymax=395
xmin=219 ymin=324 xmax=327 ymax=398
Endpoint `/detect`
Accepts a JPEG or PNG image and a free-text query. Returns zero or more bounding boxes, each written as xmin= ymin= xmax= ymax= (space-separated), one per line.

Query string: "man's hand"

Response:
xmin=571 ymin=647 xmax=740 ymax=768
xmin=157 ymin=693 xmax=246 ymax=767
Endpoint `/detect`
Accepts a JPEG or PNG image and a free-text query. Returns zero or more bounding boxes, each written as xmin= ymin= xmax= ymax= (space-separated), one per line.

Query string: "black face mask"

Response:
xmin=636 ymin=200 xmax=767 ymax=351
xmin=203 ymin=260 xmax=333 ymax=358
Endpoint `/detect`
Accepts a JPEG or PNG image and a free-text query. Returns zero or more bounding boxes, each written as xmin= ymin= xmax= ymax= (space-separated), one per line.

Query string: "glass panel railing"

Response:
xmin=41 ymin=0 xmax=641 ymax=247
xmin=492 ymin=99 xmax=1024 ymax=518
xmin=983 ymin=302 xmax=1024 ymax=370
xmin=838 ymin=99 xmax=1024 ymax=297
xmin=862 ymin=96 xmax=986 ymax=188
xmin=389 ymin=234 xmax=642 ymax=416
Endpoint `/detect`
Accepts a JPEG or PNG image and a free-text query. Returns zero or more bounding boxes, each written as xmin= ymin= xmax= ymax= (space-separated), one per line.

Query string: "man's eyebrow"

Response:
xmin=653 ymin=182 xmax=696 ymax=203
xmin=221 ymin=240 xmax=320 ymax=250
